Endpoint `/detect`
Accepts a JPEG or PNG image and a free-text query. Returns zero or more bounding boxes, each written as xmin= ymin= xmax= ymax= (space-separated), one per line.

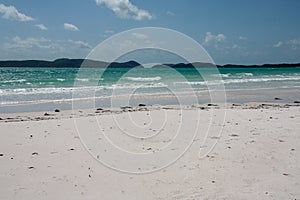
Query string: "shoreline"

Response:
xmin=0 ymin=102 xmax=300 ymax=123
xmin=1 ymin=87 xmax=299 ymax=113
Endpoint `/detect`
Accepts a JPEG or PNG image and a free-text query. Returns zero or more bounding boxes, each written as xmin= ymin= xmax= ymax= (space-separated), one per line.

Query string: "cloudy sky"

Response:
xmin=0 ymin=0 xmax=300 ymax=64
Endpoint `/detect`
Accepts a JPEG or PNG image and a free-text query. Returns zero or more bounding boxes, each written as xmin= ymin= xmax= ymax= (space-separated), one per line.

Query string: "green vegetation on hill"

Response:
xmin=0 ymin=58 xmax=299 ymax=68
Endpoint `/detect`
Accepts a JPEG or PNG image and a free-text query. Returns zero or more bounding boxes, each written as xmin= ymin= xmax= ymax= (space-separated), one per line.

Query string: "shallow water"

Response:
xmin=0 ymin=67 xmax=299 ymax=112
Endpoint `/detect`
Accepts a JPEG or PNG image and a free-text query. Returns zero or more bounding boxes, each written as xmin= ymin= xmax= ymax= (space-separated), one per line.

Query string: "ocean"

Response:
xmin=1 ymin=67 xmax=300 ymax=112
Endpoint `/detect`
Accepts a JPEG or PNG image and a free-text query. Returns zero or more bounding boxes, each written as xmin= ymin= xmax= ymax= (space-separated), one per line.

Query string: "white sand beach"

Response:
xmin=1 ymin=0 xmax=300 ymax=199
xmin=0 ymin=103 xmax=299 ymax=199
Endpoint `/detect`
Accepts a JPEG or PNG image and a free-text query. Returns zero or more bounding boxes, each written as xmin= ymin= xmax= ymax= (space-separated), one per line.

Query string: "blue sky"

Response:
xmin=0 ymin=0 xmax=300 ymax=64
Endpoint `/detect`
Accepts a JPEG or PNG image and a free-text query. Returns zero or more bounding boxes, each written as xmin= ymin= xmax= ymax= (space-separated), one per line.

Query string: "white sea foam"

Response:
xmin=75 ymin=78 xmax=89 ymax=82
xmin=126 ymin=76 xmax=161 ymax=81
xmin=111 ymin=82 xmax=167 ymax=89
xmin=175 ymin=76 xmax=300 ymax=86
xmin=224 ymin=76 xmax=300 ymax=84
xmin=221 ymin=74 xmax=231 ymax=78
xmin=212 ymin=74 xmax=231 ymax=78
xmin=0 ymin=79 xmax=26 ymax=83
xmin=57 ymin=78 xmax=65 ymax=81
xmin=231 ymin=73 xmax=254 ymax=78
xmin=75 ymin=78 xmax=104 ymax=82
xmin=0 ymin=82 xmax=169 ymax=96
xmin=243 ymin=73 xmax=253 ymax=76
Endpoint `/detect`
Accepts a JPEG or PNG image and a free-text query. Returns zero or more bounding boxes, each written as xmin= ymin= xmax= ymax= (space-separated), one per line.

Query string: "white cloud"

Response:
xmin=274 ymin=41 xmax=283 ymax=48
xmin=64 ymin=23 xmax=79 ymax=31
xmin=100 ymin=29 xmax=115 ymax=38
xmin=4 ymin=36 xmax=51 ymax=49
xmin=232 ymin=44 xmax=239 ymax=49
xmin=4 ymin=36 xmax=91 ymax=50
xmin=95 ymin=0 xmax=152 ymax=20
xmin=239 ymin=36 xmax=247 ymax=40
xmin=0 ymin=3 xmax=34 ymax=21
xmin=166 ymin=11 xmax=175 ymax=16
xmin=105 ymin=29 xmax=115 ymax=34
xmin=1 ymin=36 xmax=92 ymax=60
xmin=35 ymin=24 xmax=48 ymax=30
xmin=68 ymin=40 xmax=92 ymax=49
xmin=274 ymin=39 xmax=300 ymax=49
xmin=286 ymin=39 xmax=300 ymax=46
xmin=203 ymin=32 xmax=226 ymax=45
xmin=132 ymin=32 xmax=147 ymax=40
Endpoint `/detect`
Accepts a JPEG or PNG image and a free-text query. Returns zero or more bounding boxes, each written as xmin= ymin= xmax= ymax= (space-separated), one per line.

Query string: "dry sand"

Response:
xmin=0 ymin=103 xmax=299 ymax=199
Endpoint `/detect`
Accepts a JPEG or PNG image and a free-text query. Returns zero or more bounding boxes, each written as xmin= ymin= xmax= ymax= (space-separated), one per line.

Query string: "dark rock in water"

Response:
xmin=28 ymin=166 xmax=35 ymax=169
xmin=282 ymin=173 xmax=289 ymax=176
xmin=0 ymin=153 xmax=4 ymax=157
xmin=54 ymin=109 xmax=60 ymax=112
xmin=0 ymin=118 xmax=3 ymax=120
xmin=96 ymin=108 xmax=103 ymax=111
xmin=138 ymin=103 xmax=146 ymax=107
xmin=44 ymin=113 xmax=50 ymax=116
xmin=32 ymin=152 xmax=39 ymax=155
xmin=294 ymin=101 xmax=300 ymax=103
xmin=274 ymin=97 xmax=282 ymax=100
xmin=207 ymin=103 xmax=218 ymax=106
xmin=68 ymin=148 xmax=75 ymax=151
xmin=121 ymin=106 xmax=132 ymax=109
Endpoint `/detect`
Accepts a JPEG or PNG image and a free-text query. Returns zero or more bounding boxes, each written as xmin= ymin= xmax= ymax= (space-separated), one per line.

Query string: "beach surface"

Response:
xmin=0 ymin=103 xmax=299 ymax=199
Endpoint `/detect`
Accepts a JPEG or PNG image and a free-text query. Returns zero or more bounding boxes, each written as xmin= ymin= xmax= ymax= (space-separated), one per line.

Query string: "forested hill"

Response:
xmin=0 ymin=58 xmax=299 ymax=68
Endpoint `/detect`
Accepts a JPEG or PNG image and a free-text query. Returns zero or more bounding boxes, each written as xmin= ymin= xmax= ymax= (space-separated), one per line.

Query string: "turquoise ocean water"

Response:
xmin=0 ymin=67 xmax=300 ymax=112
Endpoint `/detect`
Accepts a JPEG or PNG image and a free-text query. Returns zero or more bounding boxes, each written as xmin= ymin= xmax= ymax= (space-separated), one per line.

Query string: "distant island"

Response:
xmin=0 ymin=58 xmax=299 ymax=68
